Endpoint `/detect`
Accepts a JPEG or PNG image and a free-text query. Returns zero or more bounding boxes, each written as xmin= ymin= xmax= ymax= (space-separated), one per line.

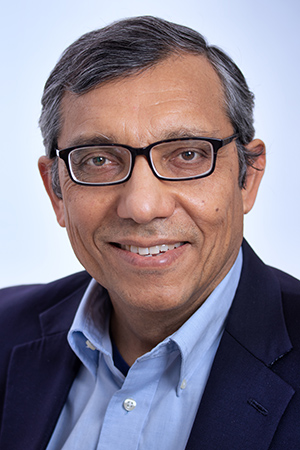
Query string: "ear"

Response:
xmin=242 ymin=139 xmax=266 ymax=214
xmin=38 ymin=156 xmax=66 ymax=227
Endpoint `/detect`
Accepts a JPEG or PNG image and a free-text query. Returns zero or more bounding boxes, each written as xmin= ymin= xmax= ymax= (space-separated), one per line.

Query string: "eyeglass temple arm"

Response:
xmin=222 ymin=133 xmax=239 ymax=146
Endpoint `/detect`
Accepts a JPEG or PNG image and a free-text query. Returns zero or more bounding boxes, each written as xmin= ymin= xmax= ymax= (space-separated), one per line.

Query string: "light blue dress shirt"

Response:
xmin=47 ymin=249 xmax=242 ymax=450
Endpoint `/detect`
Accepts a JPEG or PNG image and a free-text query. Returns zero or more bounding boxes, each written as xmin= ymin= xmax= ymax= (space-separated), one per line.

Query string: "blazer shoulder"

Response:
xmin=269 ymin=267 xmax=300 ymax=350
xmin=242 ymin=240 xmax=300 ymax=302
xmin=269 ymin=266 xmax=300 ymax=296
xmin=0 ymin=271 xmax=91 ymax=311
xmin=0 ymin=271 xmax=91 ymax=339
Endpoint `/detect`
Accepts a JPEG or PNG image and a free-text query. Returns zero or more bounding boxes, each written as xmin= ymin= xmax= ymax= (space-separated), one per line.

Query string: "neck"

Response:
xmin=109 ymin=301 xmax=194 ymax=366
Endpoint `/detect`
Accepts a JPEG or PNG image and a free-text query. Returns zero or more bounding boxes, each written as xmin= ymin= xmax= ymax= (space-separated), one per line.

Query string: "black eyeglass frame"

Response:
xmin=56 ymin=133 xmax=239 ymax=186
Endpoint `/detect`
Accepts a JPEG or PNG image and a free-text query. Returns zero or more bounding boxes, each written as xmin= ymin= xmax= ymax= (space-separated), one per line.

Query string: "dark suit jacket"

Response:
xmin=0 ymin=240 xmax=300 ymax=450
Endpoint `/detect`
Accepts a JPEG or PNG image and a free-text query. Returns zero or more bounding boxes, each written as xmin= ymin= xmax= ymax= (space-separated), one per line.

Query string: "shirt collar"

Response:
xmin=68 ymin=248 xmax=242 ymax=386
xmin=68 ymin=280 xmax=112 ymax=377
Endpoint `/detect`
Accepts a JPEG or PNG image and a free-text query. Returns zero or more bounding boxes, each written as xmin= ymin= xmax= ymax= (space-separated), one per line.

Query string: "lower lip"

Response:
xmin=110 ymin=243 xmax=189 ymax=268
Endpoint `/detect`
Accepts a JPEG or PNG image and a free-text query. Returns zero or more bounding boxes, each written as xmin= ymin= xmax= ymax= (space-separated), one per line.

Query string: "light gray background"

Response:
xmin=1 ymin=0 xmax=299 ymax=288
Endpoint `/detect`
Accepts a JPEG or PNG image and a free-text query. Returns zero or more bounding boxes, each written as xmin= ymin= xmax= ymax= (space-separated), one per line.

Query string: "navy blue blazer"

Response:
xmin=1 ymin=240 xmax=300 ymax=449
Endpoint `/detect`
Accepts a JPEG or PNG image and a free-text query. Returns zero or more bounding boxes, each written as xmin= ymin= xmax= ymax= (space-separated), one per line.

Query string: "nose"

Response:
xmin=117 ymin=156 xmax=176 ymax=224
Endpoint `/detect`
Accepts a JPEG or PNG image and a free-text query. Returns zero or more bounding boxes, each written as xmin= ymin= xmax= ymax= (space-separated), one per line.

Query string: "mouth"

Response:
xmin=113 ymin=242 xmax=185 ymax=257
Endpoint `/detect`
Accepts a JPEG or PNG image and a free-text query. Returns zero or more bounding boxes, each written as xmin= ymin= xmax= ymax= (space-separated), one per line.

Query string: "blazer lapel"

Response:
xmin=186 ymin=331 xmax=294 ymax=450
xmin=186 ymin=241 xmax=295 ymax=450
xmin=0 ymin=283 xmax=86 ymax=450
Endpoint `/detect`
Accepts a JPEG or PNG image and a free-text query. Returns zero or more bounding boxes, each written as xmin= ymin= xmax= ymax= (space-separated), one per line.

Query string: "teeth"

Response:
xmin=138 ymin=247 xmax=149 ymax=256
xmin=149 ymin=246 xmax=160 ymax=255
xmin=121 ymin=243 xmax=184 ymax=256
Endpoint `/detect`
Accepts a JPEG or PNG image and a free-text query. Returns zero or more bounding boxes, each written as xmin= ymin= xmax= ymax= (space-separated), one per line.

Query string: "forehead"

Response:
xmin=58 ymin=54 xmax=231 ymax=147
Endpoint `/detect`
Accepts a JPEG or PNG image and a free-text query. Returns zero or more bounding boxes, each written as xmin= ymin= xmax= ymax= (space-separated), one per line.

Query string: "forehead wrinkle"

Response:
xmin=130 ymin=104 xmax=222 ymax=145
xmin=59 ymin=54 xmax=230 ymax=149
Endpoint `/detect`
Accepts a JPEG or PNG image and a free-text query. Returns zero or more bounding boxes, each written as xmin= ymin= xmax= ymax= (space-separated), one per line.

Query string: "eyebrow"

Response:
xmin=161 ymin=127 xmax=221 ymax=140
xmin=61 ymin=127 xmax=222 ymax=149
xmin=62 ymin=134 xmax=116 ymax=148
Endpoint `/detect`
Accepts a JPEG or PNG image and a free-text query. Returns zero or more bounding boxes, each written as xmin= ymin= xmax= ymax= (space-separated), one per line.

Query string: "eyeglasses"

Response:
xmin=56 ymin=134 xmax=238 ymax=186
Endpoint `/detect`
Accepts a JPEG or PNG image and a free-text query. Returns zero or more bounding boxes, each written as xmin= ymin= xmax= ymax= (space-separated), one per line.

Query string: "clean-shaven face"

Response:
xmin=52 ymin=54 xmax=248 ymax=324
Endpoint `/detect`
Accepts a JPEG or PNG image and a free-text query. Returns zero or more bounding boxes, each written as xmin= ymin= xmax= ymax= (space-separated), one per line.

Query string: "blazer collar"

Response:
xmin=226 ymin=239 xmax=292 ymax=366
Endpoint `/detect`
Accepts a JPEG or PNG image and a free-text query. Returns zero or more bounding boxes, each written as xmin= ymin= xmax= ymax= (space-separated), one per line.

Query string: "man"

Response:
xmin=0 ymin=16 xmax=299 ymax=450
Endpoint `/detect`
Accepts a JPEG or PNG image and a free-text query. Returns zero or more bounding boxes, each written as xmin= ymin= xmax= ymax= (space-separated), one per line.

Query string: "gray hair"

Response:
xmin=39 ymin=16 xmax=261 ymax=197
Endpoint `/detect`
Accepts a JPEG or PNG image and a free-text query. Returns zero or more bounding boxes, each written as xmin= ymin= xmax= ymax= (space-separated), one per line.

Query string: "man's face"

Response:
xmin=41 ymin=54 xmax=264 ymax=324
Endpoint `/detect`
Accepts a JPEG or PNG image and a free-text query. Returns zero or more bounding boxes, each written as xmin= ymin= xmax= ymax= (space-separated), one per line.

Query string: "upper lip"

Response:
xmin=111 ymin=239 xmax=187 ymax=248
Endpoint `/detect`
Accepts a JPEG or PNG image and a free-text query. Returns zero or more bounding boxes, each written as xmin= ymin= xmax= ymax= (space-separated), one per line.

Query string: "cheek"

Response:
xmin=61 ymin=184 xmax=120 ymax=243
xmin=177 ymin=177 xmax=243 ymax=231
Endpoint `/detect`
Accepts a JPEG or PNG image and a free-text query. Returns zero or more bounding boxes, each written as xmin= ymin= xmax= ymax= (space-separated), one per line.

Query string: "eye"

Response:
xmin=72 ymin=150 xmax=116 ymax=168
xmin=89 ymin=156 xmax=108 ymax=166
xmin=180 ymin=150 xmax=198 ymax=161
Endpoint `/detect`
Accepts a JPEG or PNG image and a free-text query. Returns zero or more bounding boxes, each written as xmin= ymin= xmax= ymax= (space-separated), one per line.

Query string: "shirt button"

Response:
xmin=85 ymin=340 xmax=96 ymax=351
xmin=123 ymin=398 xmax=137 ymax=412
xmin=180 ymin=379 xmax=187 ymax=390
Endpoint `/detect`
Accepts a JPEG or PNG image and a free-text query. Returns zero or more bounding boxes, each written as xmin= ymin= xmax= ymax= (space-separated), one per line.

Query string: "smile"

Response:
xmin=119 ymin=242 xmax=184 ymax=256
